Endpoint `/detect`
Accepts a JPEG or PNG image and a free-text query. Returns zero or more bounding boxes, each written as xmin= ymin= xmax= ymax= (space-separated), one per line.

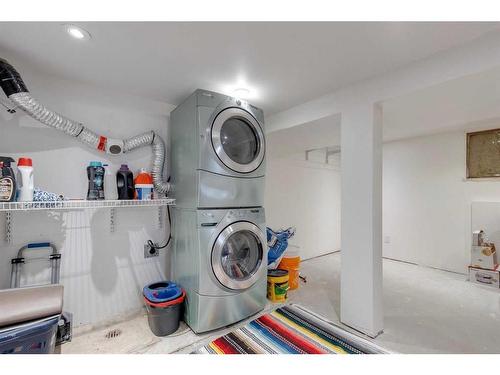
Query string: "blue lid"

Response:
xmin=89 ymin=161 xmax=102 ymax=167
xmin=143 ymin=281 xmax=182 ymax=303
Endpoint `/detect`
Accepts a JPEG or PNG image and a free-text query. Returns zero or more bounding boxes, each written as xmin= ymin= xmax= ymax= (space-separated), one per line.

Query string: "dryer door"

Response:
xmin=211 ymin=107 xmax=265 ymax=174
xmin=211 ymin=221 xmax=265 ymax=290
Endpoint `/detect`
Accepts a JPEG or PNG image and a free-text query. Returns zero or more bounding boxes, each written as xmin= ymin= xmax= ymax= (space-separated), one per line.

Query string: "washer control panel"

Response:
xmin=198 ymin=208 xmax=264 ymax=227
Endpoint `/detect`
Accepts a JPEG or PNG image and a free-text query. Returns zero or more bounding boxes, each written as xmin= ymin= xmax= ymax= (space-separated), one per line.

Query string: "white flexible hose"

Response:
xmin=9 ymin=92 xmax=170 ymax=195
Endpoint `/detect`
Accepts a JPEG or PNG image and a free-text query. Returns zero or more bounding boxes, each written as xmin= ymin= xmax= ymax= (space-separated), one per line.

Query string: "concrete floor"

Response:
xmin=62 ymin=297 xmax=284 ymax=354
xmin=292 ymin=252 xmax=500 ymax=353
xmin=63 ymin=252 xmax=500 ymax=354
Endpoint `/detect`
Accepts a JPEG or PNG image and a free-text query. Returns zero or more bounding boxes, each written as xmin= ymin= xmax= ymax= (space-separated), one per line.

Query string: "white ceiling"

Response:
xmin=0 ymin=22 xmax=498 ymax=115
xmin=269 ymin=63 xmax=500 ymax=158
xmin=267 ymin=114 xmax=341 ymax=159
xmin=382 ymin=65 xmax=500 ymax=141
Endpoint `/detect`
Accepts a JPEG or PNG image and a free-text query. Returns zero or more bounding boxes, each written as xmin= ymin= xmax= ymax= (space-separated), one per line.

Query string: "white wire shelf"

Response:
xmin=0 ymin=198 xmax=175 ymax=212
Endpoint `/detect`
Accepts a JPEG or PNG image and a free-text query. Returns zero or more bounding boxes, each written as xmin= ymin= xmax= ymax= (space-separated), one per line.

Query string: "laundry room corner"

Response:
xmin=0 ymin=53 xmax=175 ymax=327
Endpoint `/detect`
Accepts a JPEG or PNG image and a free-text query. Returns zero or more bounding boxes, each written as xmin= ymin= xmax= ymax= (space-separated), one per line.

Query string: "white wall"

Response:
xmin=264 ymin=152 xmax=341 ymax=260
xmin=265 ymin=127 xmax=500 ymax=275
xmin=383 ymin=130 xmax=500 ymax=274
xmin=0 ymin=61 xmax=174 ymax=327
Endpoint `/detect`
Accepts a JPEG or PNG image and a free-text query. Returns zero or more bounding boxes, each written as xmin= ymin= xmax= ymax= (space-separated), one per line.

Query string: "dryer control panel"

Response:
xmin=198 ymin=207 xmax=265 ymax=228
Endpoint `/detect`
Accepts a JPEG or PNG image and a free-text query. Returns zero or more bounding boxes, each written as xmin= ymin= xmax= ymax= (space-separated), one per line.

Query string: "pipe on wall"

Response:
xmin=0 ymin=58 xmax=170 ymax=195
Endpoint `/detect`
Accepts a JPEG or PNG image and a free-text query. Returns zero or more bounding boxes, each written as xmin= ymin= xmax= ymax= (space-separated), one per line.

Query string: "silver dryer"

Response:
xmin=170 ymin=89 xmax=266 ymax=209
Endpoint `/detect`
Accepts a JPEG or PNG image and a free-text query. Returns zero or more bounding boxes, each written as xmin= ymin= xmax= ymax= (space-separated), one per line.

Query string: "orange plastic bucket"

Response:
xmin=278 ymin=256 xmax=300 ymax=290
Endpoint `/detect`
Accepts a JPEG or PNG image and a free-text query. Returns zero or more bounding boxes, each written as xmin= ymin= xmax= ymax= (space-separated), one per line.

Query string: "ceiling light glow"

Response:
xmin=64 ymin=25 xmax=91 ymax=40
xmin=233 ymin=88 xmax=251 ymax=99
xmin=220 ymin=77 xmax=260 ymax=101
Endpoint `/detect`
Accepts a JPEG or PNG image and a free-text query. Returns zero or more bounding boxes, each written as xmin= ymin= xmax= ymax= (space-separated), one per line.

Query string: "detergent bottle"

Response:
xmin=16 ymin=157 xmax=34 ymax=202
xmin=103 ymin=164 xmax=118 ymax=200
xmin=0 ymin=156 xmax=16 ymax=202
xmin=134 ymin=168 xmax=154 ymax=200
xmin=87 ymin=161 xmax=105 ymax=200
xmin=116 ymin=164 xmax=134 ymax=200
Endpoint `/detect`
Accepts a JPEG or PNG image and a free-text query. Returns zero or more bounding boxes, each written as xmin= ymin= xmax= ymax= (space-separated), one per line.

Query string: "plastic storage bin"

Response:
xmin=0 ymin=315 xmax=59 ymax=354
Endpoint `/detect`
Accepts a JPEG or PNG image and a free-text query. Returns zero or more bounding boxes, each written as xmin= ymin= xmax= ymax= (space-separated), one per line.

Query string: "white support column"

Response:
xmin=340 ymin=103 xmax=383 ymax=338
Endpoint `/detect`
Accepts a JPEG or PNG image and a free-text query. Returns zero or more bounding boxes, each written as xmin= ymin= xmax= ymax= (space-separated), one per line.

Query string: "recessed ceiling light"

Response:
xmin=64 ymin=25 xmax=91 ymax=40
xmin=233 ymin=88 xmax=251 ymax=99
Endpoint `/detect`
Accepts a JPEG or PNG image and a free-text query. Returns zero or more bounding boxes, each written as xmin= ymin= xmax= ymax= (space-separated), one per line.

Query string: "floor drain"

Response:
xmin=105 ymin=329 xmax=122 ymax=339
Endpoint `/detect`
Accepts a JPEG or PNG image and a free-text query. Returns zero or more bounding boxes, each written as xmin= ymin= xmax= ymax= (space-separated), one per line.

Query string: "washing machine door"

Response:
xmin=211 ymin=107 xmax=265 ymax=174
xmin=211 ymin=221 xmax=265 ymax=290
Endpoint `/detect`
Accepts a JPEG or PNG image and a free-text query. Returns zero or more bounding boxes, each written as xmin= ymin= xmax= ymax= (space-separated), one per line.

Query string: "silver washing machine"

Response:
xmin=170 ymin=89 xmax=266 ymax=209
xmin=171 ymin=206 xmax=267 ymax=333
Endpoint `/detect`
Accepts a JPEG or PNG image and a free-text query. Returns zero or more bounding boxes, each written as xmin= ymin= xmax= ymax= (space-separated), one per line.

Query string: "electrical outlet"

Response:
xmin=384 ymin=236 xmax=391 ymax=244
xmin=144 ymin=242 xmax=159 ymax=258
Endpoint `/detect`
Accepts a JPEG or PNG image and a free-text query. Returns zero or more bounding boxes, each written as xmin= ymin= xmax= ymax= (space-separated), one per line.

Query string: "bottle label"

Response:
xmin=0 ymin=177 xmax=14 ymax=201
xmin=136 ymin=186 xmax=154 ymax=200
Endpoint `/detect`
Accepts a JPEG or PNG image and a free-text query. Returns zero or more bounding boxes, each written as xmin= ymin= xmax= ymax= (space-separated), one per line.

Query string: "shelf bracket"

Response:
xmin=4 ymin=211 xmax=12 ymax=243
xmin=158 ymin=206 xmax=164 ymax=230
xmin=110 ymin=207 xmax=116 ymax=233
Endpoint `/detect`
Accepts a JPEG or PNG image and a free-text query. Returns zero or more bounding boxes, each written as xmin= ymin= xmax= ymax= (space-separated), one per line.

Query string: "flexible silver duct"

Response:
xmin=7 ymin=91 xmax=170 ymax=195
xmin=10 ymin=92 xmax=84 ymax=137
xmin=123 ymin=131 xmax=168 ymax=194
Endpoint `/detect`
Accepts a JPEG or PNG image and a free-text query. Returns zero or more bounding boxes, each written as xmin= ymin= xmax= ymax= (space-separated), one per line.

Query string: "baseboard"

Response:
xmin=301 ymin=249 xmax=340 ymax=262
xmin=302 ymin=251 xmax=466 ymax=276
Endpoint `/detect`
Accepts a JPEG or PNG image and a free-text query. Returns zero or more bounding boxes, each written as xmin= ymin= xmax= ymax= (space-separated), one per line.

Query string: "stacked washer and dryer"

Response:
xmin=169 ymin=89 xmax=267 ymax=333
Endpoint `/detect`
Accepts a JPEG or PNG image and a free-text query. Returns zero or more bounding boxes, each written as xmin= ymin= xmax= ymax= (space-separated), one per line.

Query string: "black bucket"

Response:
xmin=144 ymin=290 xmax=185 ymax=337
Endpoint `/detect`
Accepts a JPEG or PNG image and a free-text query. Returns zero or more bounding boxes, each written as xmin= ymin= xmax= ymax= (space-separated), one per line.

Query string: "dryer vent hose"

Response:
xmin=0 ymin=58 xmax=170 ymax=195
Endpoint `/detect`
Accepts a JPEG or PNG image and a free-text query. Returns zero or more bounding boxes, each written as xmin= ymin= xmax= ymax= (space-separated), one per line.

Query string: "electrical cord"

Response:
xmin=147 ymin=205 xmax=172 ymax=250
xmin=147 ymin=176 xmax=172 ymax=251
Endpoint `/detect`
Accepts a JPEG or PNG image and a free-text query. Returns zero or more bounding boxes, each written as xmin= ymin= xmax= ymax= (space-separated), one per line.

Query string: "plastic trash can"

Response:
xmin=143 ymin=281 xmax=182 ymax=304
xmin=143 ymin=281 xmax=185 ymax=336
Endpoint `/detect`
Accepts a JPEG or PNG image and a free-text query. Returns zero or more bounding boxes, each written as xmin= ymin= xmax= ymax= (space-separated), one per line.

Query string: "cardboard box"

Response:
xmin=469 ymin=266 xmax=500 ymax=289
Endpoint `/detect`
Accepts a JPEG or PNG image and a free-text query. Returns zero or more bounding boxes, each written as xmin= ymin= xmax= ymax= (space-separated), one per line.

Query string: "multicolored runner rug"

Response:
xmin=193 ymin=305 xmax=386 ymax=354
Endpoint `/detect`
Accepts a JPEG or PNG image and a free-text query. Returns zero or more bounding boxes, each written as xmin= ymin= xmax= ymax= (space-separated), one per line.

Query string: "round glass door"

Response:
xmin=211 ymin=107 xmax=265 ymax=173
xmin=211 ymin=221 xmax=265 ymax=290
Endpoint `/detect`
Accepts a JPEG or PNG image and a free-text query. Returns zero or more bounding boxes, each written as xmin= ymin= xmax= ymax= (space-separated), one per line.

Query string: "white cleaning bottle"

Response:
xmin=17 ymin=157 xmax=34 ymax=201
xmin=103 ymin=164 xmax=118 ymax=200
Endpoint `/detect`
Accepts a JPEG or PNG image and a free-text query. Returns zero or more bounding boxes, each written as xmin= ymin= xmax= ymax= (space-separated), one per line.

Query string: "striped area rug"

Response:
xmin=194 ymin=305 xmax=384 ymax=354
